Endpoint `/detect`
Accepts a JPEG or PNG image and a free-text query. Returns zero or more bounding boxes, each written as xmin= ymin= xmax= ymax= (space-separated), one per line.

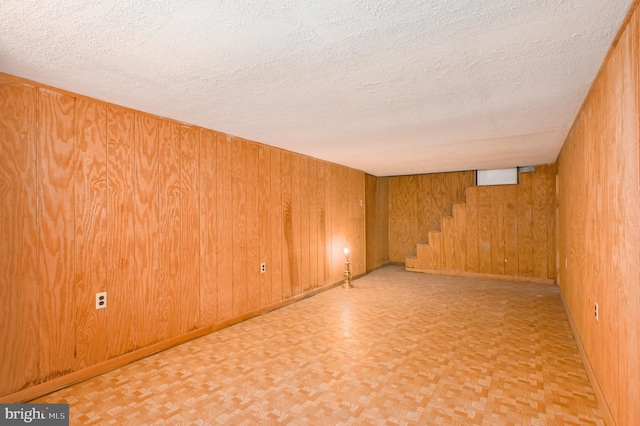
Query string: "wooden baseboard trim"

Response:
xmin=560 ymin=293 xmax=615 ymax=426
xmin=405 ymin=267 xmax=556 ymax=285
xmin=365 ymin=262 xmax=391 ymax=274
xmin=0 ymin=279 xmax=345 ymax=404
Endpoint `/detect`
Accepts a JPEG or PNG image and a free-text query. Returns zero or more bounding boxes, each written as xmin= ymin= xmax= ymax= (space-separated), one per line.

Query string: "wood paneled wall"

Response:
xmin=557 ymin=4 xmax=640 ymax=424
xmin=406 ymin=165 xmax=557 ymax=282
xmin=388 ymin=171 xmax=476 ymax=262
xmin=365 ymin=174 xmax=389 ymax=271
xmin=0 ymin=74 xmax=366 ymax=399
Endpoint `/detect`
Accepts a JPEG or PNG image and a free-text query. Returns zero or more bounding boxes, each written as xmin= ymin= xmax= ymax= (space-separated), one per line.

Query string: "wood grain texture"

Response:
xmin=503 ymin=185 xmax=518 ymax=277
xmin=429 ymin=232 xmax=443 ymax=270
xmin=37 ymin=88 xmax=76 ymax=380
xmin=442 ymin=217 xmax=455 ymax=271
xmin=299 ymin=157 xmax=311 ymax=291
xmin=477 ymin=187 xmax=492 ymax=274
xmin=517 ymin=172 xmax=533 ymax=277
xmin=199 ymin=130 xmax=217 ymax=326
xmin=490 ymin=186 xmax=506 ymax=276
xmin=546 ymin=167 xmax=557 ymax=280
xmin=323 ymin=163 xmax=332 ymax=286
xmin=352 ymin=170 xmax=366 ymax=276
xmin=330 ymin=164 xmax=346 ymax=284
xmin=270 ymin=149 xmax=283 ymax=303
xmin=464 ymin=187 xmax=479 ymax=272
xmin=594 ymin=61 xmax=619 ymax=419
xmin=158 ymin=120 xmax=181 ymax=340
xmin=74 ymin=98 xmax=108 ymax=368
xmin=389 ymin=176 xmax=415 ymax=262
xmin=309 ymin=160 xmax=318 ymax=288
xmin=365 ymin=174 xmax=377 ymax=271
xmin=375 ymin=177 xmax=390 ymax=266
xmin=532 ymin=167 xmax=549 ymax=279
xmin=133 ymin=113 xmax=159 ymax=349
xmin=180 ymin=126 xmax=200 ymax=333
xmin=619 ymin=12 xmax=640 ymax=424
xmin=246 ymin=142 xmax=260 ymax=312
xmin=557 ymin=5 xmax=640 ymax=424
xmin=453 ymin=204 xmax=466 ymax=271
xmin=317 ymin=164 xmax=327 ymax=285
xmin=258 ymin=145 xmax=272 ymax=307
xmin=290 ymin=155 xmax=302 ymax=295
xmin=365 ymin=175 xmax=389 ymax=272
xmin=0 ymin=79 xmax=39 ymax=396
xmin=232 ymin=139 xmax=247 ymax=316
xmin=389 ymin=171 xmax=474 ymax=263
xmin=280 ymin=151 xmax=293 ymax=299
xmin=106 ymin=105 xmax=136 ymax=358
xmin=216 ymin=135 xmax=233 ymax=321
xmin=410 ymin=168 xmax=555 ymax=282
xmin=0 ymin=73 xmax=370 ymax=401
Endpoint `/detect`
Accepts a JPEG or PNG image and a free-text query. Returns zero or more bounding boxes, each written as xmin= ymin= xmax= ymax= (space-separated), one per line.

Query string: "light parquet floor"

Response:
xmin=34 ymin=266 xmax=604 ymax=425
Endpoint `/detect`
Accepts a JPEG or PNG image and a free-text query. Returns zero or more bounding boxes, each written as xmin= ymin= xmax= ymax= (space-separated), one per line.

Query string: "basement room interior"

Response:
xmin=1 ymin=0 xmax=639 ymax=425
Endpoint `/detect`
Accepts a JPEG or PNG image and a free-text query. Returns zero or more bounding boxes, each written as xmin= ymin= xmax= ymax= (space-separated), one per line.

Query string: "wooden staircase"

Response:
xmin=405 ymin=202 xmax=466 ymax=272
xmin=404 ymin=168 xmax=556 ymax=284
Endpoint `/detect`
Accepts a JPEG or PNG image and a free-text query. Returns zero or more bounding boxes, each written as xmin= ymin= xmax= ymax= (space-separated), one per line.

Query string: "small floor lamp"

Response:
xmin=343 ymin=247 xmax=353 ymax=289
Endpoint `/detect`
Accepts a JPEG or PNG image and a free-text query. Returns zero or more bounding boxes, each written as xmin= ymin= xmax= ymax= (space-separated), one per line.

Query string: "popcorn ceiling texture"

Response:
xmin=0 ymin=0 xmax=632 ymax=176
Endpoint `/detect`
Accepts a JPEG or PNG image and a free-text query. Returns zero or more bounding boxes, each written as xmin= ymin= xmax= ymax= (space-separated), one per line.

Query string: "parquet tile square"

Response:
xmin=34 ymin=266 xmax=604 ymax=425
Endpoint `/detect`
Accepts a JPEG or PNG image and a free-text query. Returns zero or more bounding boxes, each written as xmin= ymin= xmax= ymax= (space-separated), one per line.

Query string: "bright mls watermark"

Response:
xmin=0 ymin=404 xmax=68 ymax=425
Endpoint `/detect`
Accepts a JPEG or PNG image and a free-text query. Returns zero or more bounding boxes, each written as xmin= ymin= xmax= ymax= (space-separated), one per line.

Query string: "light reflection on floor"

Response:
xmin=35 ymin=266 xmax=604 ymax=425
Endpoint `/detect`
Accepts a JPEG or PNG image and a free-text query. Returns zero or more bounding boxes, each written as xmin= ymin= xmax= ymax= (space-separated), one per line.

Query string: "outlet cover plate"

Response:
xmin=96 ymin=292 xmax=107 ymax=310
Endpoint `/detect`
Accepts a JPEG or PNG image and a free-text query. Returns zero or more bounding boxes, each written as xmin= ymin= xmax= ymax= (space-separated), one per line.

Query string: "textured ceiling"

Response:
xmin=0 ymin=0 xmax=633 ymax=176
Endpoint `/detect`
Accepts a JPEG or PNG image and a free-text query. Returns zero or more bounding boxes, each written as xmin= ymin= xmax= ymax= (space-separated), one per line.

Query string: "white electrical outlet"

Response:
xmin=595 ymin=301 xmax=599 ymax=322
xmin=96 ymin=292 xmax=107 ymax=310
xmin=260 ymin=263 xmax=266 ymax=273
